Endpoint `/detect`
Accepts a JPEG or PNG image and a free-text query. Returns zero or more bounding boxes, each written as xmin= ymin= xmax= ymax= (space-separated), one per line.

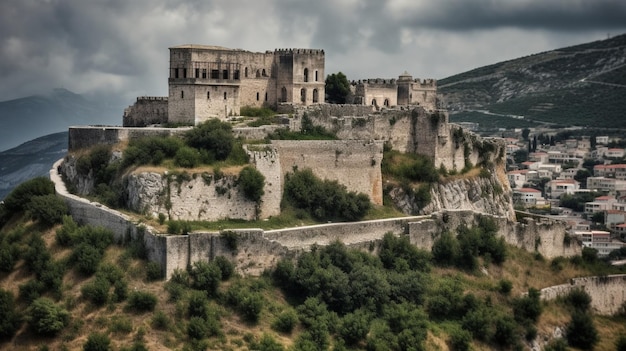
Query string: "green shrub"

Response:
xmin=431 ymin=231 xmax=460 ymax=266
xmin=56 ymin=215 xmax=79 ymax=246
xmin=189 ymin=261 xmax=222 ymax=296
xmin=26 ymin=194 xmax=68 ymax=225
xmin=271 ymin=310 xmax=298 ymax=334
xmin=566 ymin=310 xmax=598 ymax=350
xmin=83 ymin=332 xmax=111 ymax=351
xmin=174 ymin=146 xmax=201 ymax=168
xmin=0 ymin=242 xmax=17 ymax=272
xmin=213 ymin=256 xmax=235 ymax=280
xmin=238 ymin=166 xmax=265 ymax=203
xmin=145 ymin=262 xmax=162 ymax=281
xmin=19 ymin=279 xmax=46 ymax=303
xmin=112 ymin=279 xmax=129 ymax=302
xmin=616 ymin=335 xmax=626 ymax=351
xmin=0 ymin=289 xmax=21 ymax=338
xmin=27 ymin=297 xmax=70 ymax=336
xmin=151 ymin=310 xmax=171 ymax=331
xmin=187 ymin=316 xmax=208 ymax=340
xmin=564 ymin=288 xmax=591 ymax=312
xmin=81 ymin=278 xmax=111 ymax=306
xmin=184 ymin=119 xmax=234 ymax=161
xmin=338 ymin=309 xmax=371 ymax=345
xmin=220 ymin=230 xmax=239 ymax=251
xmin=255 ymin=333 xmax=285 ymax=351
xmin=23 ymin=233 xmax=51 ymax=275
xmin=282 ymin=168 xmax=370 ymax=222
xmin=96 ymin=263 xmax=125 ymax=284
xmin=449 ymin=325 xmax=472 ymax=351
xmin=108 ymin=315 xmax=133 ymax=334
xmin=73 ymin=243 xmax=103 ymax=276
xmin=3 ymin=177 xmax=55 ymax=214
xmin=512 ymin=288 xmax=542 ymax=323
xmin=126 ymin=291 xmax=157 ymax=312
xmin=498 ymin=279 xmax=513 ymax=295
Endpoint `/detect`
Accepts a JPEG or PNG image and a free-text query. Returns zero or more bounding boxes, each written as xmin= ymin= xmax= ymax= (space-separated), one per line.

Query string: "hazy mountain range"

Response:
xmin=2 ymin=34 xmax=625 ymax=200
xmin=439 ymin=33 xmax=626 ymax=129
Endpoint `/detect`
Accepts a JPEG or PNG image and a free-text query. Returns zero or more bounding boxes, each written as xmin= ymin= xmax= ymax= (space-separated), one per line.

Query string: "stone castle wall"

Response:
xmin=540 ymin=275 xmax=626 ymax=315
xmin=123 ymin=97 xmax=169 ymax=127
xmin=68 ymin=126 xmax=191 ymax=151
xmin=52 ymin=158 xmax=583 ymax=280
xmin=125 ymin=171 xmax=258 ymax=221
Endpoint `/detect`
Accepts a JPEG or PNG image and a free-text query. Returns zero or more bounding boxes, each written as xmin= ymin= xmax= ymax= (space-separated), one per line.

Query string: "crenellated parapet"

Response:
xmin=274 ymin=48 xmax=324 ymax=55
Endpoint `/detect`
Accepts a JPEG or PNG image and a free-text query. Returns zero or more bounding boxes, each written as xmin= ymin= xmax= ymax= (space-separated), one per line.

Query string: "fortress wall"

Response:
xmin=167 ymin=84 xmax=196 ymax=124
xmin=125 ymin=172 xmax=258 ymax=221
xmin=271 ymin=140 xmax=384 ymax=205
xmin=247 ymin=147 xmax=283 ymax=218
xmin=123 ymin=97 xmax=168 ymax=127
xmin=233 ymin=125 xmax=286 ymax=140
xmin=540 ymin=275 xmax=626 ymax=315
xmin=68 ymin=126 xmax=190 ymax=151
xmin=194 ymin=85 xmax=240 ymax=121
xmin=264 ymin=217 xmax=423 ymax=250
xmin=239 ymin=78 xmax=273 ymax=108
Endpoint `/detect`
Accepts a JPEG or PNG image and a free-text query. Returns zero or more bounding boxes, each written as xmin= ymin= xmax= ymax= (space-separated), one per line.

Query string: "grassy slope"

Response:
xmin=2 ymin=216 xmax=626 ymax=350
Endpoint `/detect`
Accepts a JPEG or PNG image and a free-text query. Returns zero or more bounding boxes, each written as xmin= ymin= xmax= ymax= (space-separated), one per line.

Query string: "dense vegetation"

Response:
xmin=282 ymin=168 xmax=371 ymax=222
xmin=1 ymin=180 xmax=626 ymax=350
xmin=325 ymin=72 xmax=350 ymax=104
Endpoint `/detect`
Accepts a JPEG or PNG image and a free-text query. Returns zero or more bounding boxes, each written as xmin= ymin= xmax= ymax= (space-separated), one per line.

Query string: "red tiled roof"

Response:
xmin=518 ymin=188 xmax=541 ymax=193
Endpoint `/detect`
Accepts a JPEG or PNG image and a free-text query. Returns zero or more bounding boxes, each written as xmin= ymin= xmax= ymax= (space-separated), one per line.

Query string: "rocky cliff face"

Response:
xmin=389 ymin=164 xmax=515 ymax=220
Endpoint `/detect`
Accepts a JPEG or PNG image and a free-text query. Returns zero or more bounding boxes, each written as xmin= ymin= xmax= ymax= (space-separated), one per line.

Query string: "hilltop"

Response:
xmin=439 ymin=33 xmax=626 ymax=129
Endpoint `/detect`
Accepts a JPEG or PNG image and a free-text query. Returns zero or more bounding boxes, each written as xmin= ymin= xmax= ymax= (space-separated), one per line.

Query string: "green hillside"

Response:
xmin=440 ymin=33 xmax=626 ymax=129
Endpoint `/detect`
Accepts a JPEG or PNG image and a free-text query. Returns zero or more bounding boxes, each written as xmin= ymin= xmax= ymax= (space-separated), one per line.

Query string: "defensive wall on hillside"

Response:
xmin=540 ymin=275 xmax=626 ymax=315
xmin=290 ymin=104 xmax=503 ymax=172
xmin=51 ymin=159 xmax=581 ymax=278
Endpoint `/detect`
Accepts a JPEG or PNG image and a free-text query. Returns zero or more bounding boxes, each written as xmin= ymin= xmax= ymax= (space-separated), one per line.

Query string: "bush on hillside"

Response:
xmin=184 ymin=119 xmax=234 ymax=161
xmin=126 ymin=291 xmax=157 ymax=312
xmin=83 ymin=332 xmax=111 ymax=351
xmin=282 ymin=168 xmax=370 ymax=222
xmin=27 ymin=297 xmax=70 ymax=336
xmin=2 ymin=177 xmax=55 ymax=215
xmin=0 ymin=289 xmax=21 ymax=339
xmin=26 ymin=194 xmax=68 ymax=225
xmin=238 ymin=166 xmax=265 ymax=203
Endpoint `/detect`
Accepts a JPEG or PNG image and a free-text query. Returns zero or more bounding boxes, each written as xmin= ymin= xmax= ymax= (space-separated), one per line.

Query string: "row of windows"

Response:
xmin=173 ymin=66 xmax=318 ymax=82
xmin=180 ymin=91 xmax=229 ymax=100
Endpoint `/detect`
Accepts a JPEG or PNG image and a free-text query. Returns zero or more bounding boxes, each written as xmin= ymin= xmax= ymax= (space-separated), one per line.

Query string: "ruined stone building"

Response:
xmin=351 ymin=71 xmax=437 ymax=111
xmin=124 ymin=45 xmax=325 ymax=126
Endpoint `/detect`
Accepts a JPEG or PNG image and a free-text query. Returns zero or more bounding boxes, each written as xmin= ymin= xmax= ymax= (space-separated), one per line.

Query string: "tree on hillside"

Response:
xmin=325 ymin=72 xmax=350 ymax=104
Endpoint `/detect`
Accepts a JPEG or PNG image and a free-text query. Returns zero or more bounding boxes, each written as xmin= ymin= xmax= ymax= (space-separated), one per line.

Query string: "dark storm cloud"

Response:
xmin=0 ymin=0 xmax=625 ymax=102
xmin=392 ymin=0 xmax=626 ymax=31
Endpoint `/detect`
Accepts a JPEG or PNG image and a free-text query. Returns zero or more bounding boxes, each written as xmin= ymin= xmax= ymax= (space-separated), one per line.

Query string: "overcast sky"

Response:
xmin=1 ymin=0 xmax=626 ymax=103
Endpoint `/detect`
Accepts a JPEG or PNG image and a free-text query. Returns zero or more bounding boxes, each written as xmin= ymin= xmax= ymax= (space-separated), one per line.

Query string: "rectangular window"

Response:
xmin=175 ymin=68 xmax=179 ymax=78
xmin=222 ymin=70 xmax=228 ymax=79
xmin=195 ymin=68 xmax=199 ymax=78
xmin=234 ymin=70 xmax=240 ymax=80
xmin=202 ymin=69 xmax=207 ymax=79
xmin=211 ymin=70 xmax=219 ymax=79
xmin=183 ymin=68 xmax=187 ymax=78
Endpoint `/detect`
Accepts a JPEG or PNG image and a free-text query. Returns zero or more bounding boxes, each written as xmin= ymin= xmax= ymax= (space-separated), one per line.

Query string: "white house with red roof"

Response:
xmin=513 ymin=188 xmax=546 ymax=208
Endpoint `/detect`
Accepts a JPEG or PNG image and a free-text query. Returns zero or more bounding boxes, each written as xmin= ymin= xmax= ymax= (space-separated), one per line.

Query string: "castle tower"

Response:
xmin=273 ymin=49 xmax=325 ymax=107
xmin=167 ymin=45 xmax=325 ymax=125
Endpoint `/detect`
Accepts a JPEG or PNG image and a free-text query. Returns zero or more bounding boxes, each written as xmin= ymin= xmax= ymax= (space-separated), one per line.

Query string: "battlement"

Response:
xmin=136 ymin=96 xmax=168 ymax=102
xmin=409 ymin=78 xmax=437 ymax=87
xmin=274 ymin=48 xmax=324 ymax=55
xmin=352 ymin=78 xmax=398 ymax=85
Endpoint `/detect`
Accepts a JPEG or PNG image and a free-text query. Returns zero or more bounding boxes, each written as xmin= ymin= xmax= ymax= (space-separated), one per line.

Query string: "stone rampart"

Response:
xmin=68 ymin=126 xmax=191 ymax=151
xmin=540 ymin=275 xmax=626 ymax=315
xmin=123 ymin=97 xmax=169 ymax=127
xmin=51 ymin=160 xmax=581 ymax=281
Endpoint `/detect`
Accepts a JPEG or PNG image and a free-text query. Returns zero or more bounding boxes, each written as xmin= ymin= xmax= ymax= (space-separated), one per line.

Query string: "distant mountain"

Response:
xmin=439 ymin=33 xmax=626 ymax=129
xmin=0 ymin=88 xmax=123 ymax=152
xmin=0 ymin=132 xmax=68 ymax=200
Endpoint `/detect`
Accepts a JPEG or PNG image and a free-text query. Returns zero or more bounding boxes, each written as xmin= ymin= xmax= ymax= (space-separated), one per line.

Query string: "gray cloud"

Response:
xmin=0 ymin=0 xmax=624 ymax=103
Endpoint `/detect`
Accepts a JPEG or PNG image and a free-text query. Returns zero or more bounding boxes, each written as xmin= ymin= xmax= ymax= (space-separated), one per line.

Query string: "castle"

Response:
xmin=68 ymin=44 xmax=507 ymax=222
xmin=123 ymin=45 xmax=439 ymax=127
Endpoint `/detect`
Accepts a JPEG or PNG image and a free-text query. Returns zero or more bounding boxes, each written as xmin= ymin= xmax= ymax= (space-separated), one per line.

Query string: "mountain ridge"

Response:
xmin=439 ymin=33 xmax=626 ymax=128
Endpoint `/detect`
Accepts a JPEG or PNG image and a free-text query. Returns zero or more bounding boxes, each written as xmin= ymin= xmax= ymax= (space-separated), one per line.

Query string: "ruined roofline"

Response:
xmin=274 ymin=48 xmax=324 ymax=55
xmin=136 ymin=96 xmax=168 ymax=101
xmin=351 ymin=77 xmax=437 ymax=85
xmin=169 ymin=44 xmax=248 ymax=52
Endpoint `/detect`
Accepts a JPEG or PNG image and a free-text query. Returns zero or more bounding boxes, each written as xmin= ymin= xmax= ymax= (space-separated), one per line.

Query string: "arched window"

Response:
xmin=207 ymin=91 xmax=210 ymax=99
xmin=315 ymin=70 xmax=318 ymax=81
xmin=262 ymin=69 xmax=267 ymax=77
xmin=301 ymin=88 xmax=306 ymax=103
xmin=281 ymin=87 xmax=287 ymax=102
xmin=313 ymin=89 xmax=319 ymax=103
xmin=304 ymin=68 xmax=309 ymax=82
xmin=371 ymin=99 xmax=377 ymax=106
xmin=384 ymin=99 xmax=389 ymax=106
xmin=245 ymin=67 xmax=248 ymax=78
